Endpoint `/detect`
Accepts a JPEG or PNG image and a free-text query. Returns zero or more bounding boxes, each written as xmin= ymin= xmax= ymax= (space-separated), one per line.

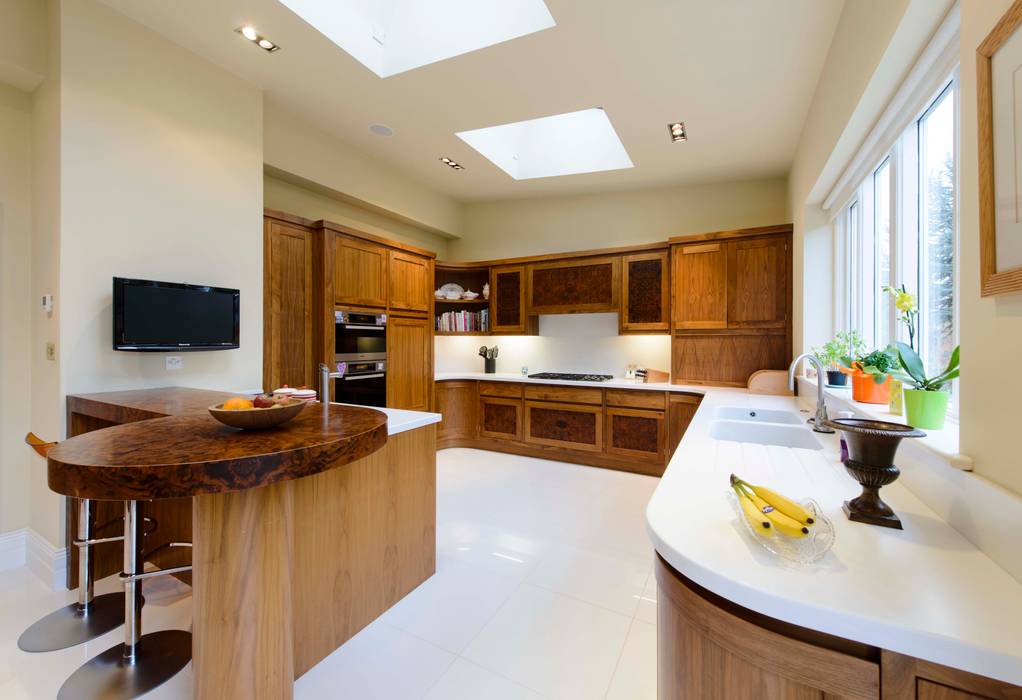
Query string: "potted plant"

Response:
xmin=891 ymin=343 xmax=959 ymax=429
xmin=839 ymin=347 xmax=897 ymax=404
xmin=812 ymin=330 xmax=865 ymax=387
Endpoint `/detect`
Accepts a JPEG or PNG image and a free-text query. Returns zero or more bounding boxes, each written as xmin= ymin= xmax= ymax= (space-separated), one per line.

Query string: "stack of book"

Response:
xmin=436 ymin=309 xmax=489 ymax=333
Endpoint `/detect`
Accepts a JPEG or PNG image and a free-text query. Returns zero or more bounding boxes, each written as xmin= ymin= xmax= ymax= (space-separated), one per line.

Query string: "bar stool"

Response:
xmin=57 ymin=499 xmax=193 ymax=700
xmin=17 ymin=433 xmax=126 ymax=653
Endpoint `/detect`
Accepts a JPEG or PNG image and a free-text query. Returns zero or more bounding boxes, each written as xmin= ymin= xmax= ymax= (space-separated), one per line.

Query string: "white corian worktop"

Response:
xmin=434 ymin=371 xmax=703 ymax=393
xmin=435 ymin=373 xmax=1022 ymax=685
xmin=332 ymin=403 xmax=441 ymax=436
xmin=646 ymin=387 xmax=1022 ymax=687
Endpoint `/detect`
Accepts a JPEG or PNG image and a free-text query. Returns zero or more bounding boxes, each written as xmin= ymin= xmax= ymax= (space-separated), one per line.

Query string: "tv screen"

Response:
xmin=113 ymin=277 xmax=239 ymax=351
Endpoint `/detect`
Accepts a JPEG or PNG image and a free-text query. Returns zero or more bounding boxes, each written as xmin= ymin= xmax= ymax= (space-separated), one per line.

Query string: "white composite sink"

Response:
xmin=709 ymin=420 xmax=823 ymax=450
xmin=714 ymin=406 xmax=803 ymax=425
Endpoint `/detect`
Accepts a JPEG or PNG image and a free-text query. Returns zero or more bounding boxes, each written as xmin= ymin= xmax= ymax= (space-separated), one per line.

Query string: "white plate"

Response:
xmin=439 ymin=283 xmax=464 ymax=294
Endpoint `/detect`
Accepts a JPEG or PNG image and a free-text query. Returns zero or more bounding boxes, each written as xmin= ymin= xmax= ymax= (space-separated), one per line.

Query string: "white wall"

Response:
xmin=0 ymin=84 xmax=34 ymax=534
xmin=58 ymin=0 xmax=264 ymax=400
xmin=959 ymin=0 xmax=1022 ymax=496
xmin=435 ymin=313 xmax=670 ymax=377
xmin=452 ymin=177 xmax=788 ymax=261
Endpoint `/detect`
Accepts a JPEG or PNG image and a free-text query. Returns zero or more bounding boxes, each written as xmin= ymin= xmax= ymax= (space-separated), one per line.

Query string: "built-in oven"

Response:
xmin=334 ymin=311 xmax=387 ymax=407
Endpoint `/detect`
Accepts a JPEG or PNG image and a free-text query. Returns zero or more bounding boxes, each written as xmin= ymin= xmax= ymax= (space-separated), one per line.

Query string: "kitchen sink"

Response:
xmin=709 ymin=420 xmax=823 ymax=450
xmin=714 ymin=406 xmax=803 ymax=425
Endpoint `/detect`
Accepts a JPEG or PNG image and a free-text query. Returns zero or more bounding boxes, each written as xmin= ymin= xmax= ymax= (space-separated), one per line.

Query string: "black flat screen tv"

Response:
xmin=113 ymin=277 xmax=240 ymax=351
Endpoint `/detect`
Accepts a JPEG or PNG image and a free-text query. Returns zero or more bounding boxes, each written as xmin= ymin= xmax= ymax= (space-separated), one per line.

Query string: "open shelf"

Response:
xmin=435 ymin=331 xmax=491 ymax=336
xmin=435 ymin=298 xmax=490 ymax=305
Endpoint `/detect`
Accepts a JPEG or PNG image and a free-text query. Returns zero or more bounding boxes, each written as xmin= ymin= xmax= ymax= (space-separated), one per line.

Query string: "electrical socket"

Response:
xmin=45 ymin=342 xmax=56 ymax=361
xmin=166 ymin=356 xmax=183 ymax=371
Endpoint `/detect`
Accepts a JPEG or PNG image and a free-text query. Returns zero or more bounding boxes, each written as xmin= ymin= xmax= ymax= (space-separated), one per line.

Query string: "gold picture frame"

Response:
xmin=978 ymin=0 xmax=1022 ymax=296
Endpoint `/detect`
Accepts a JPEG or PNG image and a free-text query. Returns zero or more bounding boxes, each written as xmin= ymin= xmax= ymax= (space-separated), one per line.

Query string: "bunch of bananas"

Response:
xmin=730 ymin=474 xmax=814 ymax=539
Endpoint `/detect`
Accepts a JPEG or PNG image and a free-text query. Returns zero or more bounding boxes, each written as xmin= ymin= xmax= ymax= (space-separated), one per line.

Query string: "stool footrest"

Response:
xmin=120 ymin=564 xmax=192 ymax=583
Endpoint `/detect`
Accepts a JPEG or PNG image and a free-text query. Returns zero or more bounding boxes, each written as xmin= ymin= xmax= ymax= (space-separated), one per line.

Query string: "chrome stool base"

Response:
xmin=56 ymin=629 xmax=191 ymax=700
xmin=17 ymin=591 xmax=125 ymax=652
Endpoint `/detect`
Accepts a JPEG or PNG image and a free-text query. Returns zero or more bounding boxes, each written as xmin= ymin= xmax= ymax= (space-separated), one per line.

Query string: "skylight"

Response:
xmin=276 ymin=0 xmax=556 ymax=78
xmin=456 ymin=108 xmax=634 ymax=180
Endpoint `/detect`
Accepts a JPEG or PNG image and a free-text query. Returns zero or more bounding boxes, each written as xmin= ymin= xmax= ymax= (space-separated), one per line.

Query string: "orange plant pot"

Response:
xmin=851 ymin=371 xmax=891 ymax=404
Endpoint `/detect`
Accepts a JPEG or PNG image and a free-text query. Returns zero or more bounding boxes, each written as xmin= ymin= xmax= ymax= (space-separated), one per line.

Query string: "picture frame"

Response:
xmin=977 ymin=0 xmax=1022 ymax=296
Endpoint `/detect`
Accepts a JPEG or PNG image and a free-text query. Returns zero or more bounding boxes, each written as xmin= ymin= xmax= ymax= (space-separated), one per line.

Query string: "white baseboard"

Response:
xmin=0 ymin=527 xmax=67 ymax=590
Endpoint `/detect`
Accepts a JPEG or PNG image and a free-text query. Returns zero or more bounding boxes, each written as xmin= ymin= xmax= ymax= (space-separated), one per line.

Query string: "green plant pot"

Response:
xmin=903 ymin=389 xmax=949 ymax=430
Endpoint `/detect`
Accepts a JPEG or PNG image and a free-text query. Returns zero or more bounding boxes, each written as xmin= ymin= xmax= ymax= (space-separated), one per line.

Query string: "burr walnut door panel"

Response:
xmin=490 ymin=265 xmax=527 ymax=333
xmin=605 ymin=407 xmax=665 ymax=461
xmin=334 ymin=234 xmax=388 ymax=308
xmin=389 ymin=250 xmax=433 ymax=314
xmin=526 ymin=256 xmax=621 ymax=315
xmin=726 ymin=235 xmax=788 ymax=329
xmin=622 ymin=251 xmax=670 ymax=332
xmin=479 ymin=397 xmax=522 ymax=441
xmin=672 ymin=242 xmax=728 ymax=329
xmin=524 ymin=400 xmax=603 ymax=452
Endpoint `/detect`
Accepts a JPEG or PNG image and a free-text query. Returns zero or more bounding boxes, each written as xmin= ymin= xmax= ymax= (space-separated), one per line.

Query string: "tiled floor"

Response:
xmin=0 ymin=448 xmax=660 ymax=699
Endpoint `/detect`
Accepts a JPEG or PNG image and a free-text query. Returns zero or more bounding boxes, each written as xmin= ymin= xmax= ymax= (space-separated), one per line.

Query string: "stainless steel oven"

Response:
xmin=334 ymin=311 xmax=387 ymax=407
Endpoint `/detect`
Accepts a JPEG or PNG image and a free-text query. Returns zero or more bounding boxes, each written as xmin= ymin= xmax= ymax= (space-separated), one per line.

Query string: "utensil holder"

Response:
xmin=484 ymin=358 xmax=496 ymax=374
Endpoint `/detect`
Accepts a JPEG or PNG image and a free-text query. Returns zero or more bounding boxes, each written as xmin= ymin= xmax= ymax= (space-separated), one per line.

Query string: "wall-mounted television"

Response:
xmin=113 ymin=277 xmax=240 ymax=351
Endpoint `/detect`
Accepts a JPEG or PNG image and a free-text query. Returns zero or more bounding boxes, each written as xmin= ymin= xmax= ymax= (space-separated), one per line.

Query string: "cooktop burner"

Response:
xmin=528 ymin=372 xmax=614 ymax=382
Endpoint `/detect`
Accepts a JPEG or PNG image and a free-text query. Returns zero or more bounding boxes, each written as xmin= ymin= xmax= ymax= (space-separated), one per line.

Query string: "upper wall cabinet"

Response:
xmin=727 ymin=236 xmax=788 ymax=329
xmin=389 ymin=250 xmax=432 ymax=314
xmin=527 ymin=256 xmax=620 ymax=315
xmin=335 ymin=234 xmax=388 ymax=309
xmin=672 ymin=242 xmax=727 ymax=329
xmin=621 ymin=251 xmax=669 ymax=333
xmin=490 ymin=265 xmax=528 ymax=333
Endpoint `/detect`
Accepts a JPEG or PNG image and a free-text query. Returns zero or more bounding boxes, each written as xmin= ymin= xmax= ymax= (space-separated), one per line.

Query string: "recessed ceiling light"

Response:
xmin=440 ymin=157 xmax=465 ymax=171
xmin=668 ymin=121 xmax=687 ymax=143
xmin=457 ymin=108 xmax=633 ymax=180
xmin=234 ymin=25 xmax=280 ymax=53
xmin=275 ymin=0 xmax=555 ymax=77
xmin=369 ymin=124 xmax=394 ymax=137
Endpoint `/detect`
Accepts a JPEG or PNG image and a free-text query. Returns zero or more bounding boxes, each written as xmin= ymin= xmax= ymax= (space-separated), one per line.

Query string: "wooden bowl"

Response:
xmin=208 ymin=399 xmax=307 ymax=430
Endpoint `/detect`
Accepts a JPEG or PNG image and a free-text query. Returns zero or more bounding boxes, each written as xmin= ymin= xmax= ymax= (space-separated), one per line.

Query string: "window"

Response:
xmin=833 ymin=74 xmax=959 ymax=414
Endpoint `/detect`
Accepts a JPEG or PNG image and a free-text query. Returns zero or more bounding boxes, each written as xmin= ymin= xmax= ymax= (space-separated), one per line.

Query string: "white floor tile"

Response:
xmin=606 ymin=619 xmax=657 ymax=700
xmin=634 ymin=572 xmax=658 ymax=625
xmin=462 ymin=584 xmax=632 ymax=700
xmin=526 ymin=543 xmax=649 ymax=616
xmin=424 ymin=658 xmax=547 ymax=700
xmin=380 ymin=555 xmax=519 ymax=653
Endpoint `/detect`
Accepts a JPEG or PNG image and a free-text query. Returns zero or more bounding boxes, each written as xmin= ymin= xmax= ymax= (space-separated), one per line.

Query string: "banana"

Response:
xmin=742 ymin=483 xmax=815 ymax=525
xmin=746 ymin=491 xmax=809 ymax=538
xmin=733 ymin=485 xmax=771 ymax=536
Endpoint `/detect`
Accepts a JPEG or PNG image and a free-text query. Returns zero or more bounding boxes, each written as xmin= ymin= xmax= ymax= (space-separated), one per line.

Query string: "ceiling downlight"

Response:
xmin=668 ymin=122 xmax=687 ymax=143
xmin=235 ymin=25 xmax=280 ymax=53
xmin=440 ymin=157 xmax=465 ymax=171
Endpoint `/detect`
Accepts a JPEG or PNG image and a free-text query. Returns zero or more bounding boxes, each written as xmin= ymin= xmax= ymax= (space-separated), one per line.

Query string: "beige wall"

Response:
xmin=0 ymin=0 xmax=45 ymax=91
xmin=0 ymin=84 xmax=34 ymax=533
xmin=263 ymin=99 xmax=462 ymax=239
xmin=960 ymin=0 xmax=1022 ymax=496
xmin=451 ymin=177 xmax=789 ymax=261
xmin=264 ymin=174 xmax=450 ymax=258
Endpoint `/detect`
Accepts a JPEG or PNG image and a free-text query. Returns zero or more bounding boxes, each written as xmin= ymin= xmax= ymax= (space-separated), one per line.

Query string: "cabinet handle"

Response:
xmin=343 ymin=373 xmax=385 ymax=381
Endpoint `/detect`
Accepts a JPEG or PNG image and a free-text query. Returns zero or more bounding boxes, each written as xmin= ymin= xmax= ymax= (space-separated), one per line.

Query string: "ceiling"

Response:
xmin=97 ymin=0 xmax=844 ymax=203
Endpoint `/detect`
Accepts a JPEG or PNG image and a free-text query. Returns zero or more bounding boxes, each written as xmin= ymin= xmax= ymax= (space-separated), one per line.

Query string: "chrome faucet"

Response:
xmin=319 ymin=363 xmax=343 ymax=408
xmin=787 ymin=353 xmax=835 ymax=434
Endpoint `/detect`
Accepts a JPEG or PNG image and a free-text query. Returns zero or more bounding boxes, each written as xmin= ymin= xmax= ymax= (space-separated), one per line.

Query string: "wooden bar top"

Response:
xmin=51 ymin=390 xmax=388 ymax=500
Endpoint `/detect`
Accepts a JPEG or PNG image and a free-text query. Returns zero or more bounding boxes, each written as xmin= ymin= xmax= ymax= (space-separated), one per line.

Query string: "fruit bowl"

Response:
xmin=208 ymin=399 xmax=307 ymax=430
xmin=727 ymin=491 xmax=835 ymax=565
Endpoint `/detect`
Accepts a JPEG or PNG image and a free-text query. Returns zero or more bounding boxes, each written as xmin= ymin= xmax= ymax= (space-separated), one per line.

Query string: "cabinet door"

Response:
xmin=479 ymin=397 xmax=522 ymax=441
xmin=672 ymin=333 xmax=788 ymax=387
xmin=727 ymin=235 xmax=788 ymax=329
xmin=335 ymin=235 xmax=388 ymax=308
xmin=490 ymin=265 xmax=527 ymax=333
xmin=264 ymin=219 xmax=315 ymax=392
xmin=524 ymin=400 xmax=603 ymax=452
xmin=435 ymin=381 xmax=477 ymax=446
xmin=668 ymin=394 xmax=701 ymax=457
xmin=389 ymin=250 xmax=432 ymax=314
xmin=881 ymin=650 xmax=1022 ymax=700
xmin=386 ymin=316 xmax=432 ymax=411
xmin=527 ymin=256 xmax=620 ymax=315
xmin=606 ymin=407 xmax=665 ymax=461
xmin=672 ymin=242 xmax=727 ymax=329
xmin=621 ymin=251 xmax=669 ymax=332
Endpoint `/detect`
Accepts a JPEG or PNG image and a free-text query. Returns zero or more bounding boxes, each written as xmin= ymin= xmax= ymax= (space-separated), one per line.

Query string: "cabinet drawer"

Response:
xmin=606 ymin=407 xmax=665 ymax=461
xmin=524 ymin=384 xmax=603 ymax=405
xmin=605 ymin=389 xmax=666 ymax=410
xmin=478 ymin=381 xmax=523 ymax=398
xmin=479 ymin=397 xmax=522 ymax=441
xmin=524 ymin=401 xmax=603 ymax=452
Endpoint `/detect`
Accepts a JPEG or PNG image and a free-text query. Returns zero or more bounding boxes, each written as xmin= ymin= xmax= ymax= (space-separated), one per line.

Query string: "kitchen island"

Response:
xmin=645 ymin=386 xmax=1022 ymax=698
xmin=50 ymin=387 xmax=440 ymax=699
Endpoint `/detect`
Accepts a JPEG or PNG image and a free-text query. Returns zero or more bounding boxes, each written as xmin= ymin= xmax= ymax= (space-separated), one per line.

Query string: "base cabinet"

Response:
xmin=606 ymin=407 xmax=665 ymax=461
xmin=479 ymin=397 xmax=522 ymax=441
xmin=435 ymin=381 xmax=477 ymax=447
xmin=524 ymin=400 xmax=603 ymax=452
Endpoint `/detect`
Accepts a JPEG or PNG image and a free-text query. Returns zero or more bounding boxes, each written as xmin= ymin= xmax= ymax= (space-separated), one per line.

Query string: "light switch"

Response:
xmin=166 ymin=356 xmax=183 ymax=370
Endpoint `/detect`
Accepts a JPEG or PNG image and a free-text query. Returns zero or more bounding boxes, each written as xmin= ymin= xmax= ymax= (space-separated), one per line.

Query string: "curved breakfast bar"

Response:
xmin=44 ymin=391 xmax=439 ymax=699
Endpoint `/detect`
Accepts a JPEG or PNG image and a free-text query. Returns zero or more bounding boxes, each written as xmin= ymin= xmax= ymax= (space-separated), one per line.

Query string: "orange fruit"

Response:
xmin=222 ymin=397 xmax=253 ymax=411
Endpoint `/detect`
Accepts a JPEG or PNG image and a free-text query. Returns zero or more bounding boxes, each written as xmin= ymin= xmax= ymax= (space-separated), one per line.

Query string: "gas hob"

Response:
xmin=527 ymin=372 xmax=614 ymax=382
